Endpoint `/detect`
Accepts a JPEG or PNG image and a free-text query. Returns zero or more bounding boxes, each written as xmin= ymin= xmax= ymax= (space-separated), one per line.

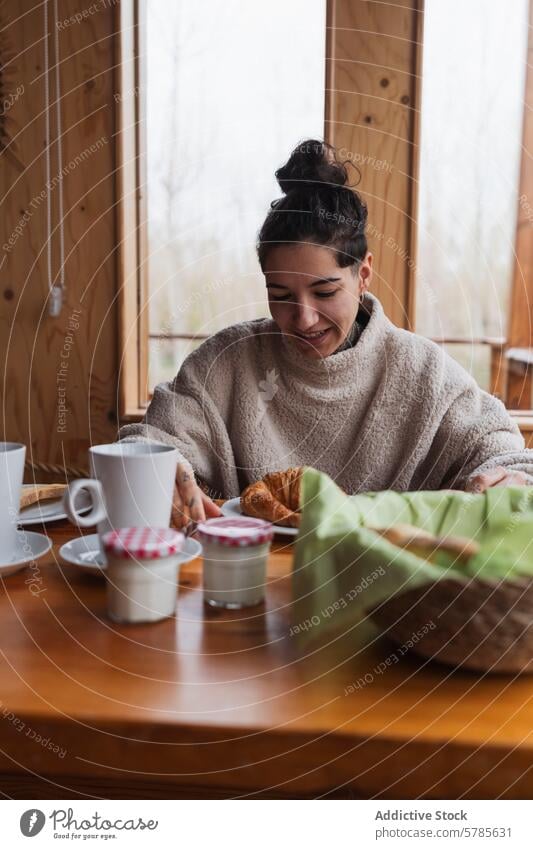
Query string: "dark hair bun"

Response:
xmin=275 ymin=139 xmax=348 ymax=194
xmin=257 ymin=138 xmax=367 ymax=270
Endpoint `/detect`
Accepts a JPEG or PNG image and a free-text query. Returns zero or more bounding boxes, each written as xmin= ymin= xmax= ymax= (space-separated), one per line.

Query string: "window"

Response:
xmin=145 ymin=0 xmax=327 ymax=388
xmin=415 ymin=0 xmax=529 ymax=394
xmin=118 ymin=0 xmax=533 ymax=425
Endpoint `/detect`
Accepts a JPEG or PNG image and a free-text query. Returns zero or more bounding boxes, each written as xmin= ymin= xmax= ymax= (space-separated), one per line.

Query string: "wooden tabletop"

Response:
xmin=1 ymin=518 xmax=533 ymax=800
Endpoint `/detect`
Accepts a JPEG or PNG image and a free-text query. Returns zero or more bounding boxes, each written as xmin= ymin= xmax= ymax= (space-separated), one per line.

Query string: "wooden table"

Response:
xmin=1 ymin=519 xmax=533 ymax=800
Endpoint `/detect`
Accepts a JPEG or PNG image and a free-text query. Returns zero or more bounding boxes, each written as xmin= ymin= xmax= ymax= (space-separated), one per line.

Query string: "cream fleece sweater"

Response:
xmin=118 ymin=293 xmax=533 ymax=497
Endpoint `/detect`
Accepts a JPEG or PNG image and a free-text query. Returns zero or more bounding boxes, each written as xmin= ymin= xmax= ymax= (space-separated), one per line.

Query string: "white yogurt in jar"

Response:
xmin=197 ymin=517 xmax=274 ymax=609
xmin=102 ymin=527 xmax=185 ymax=623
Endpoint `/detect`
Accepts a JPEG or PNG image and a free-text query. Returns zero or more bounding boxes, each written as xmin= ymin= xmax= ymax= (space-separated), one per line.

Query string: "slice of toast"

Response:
xmin=19 ymin=484 xmax=67 ymax=511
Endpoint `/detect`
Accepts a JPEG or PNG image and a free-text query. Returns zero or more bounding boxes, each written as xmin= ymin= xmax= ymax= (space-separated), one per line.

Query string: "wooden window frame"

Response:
xmin=325 ymin=0 xmax=533 ymax=417
xmin=504 ymin=0 xmax=533 ymax=413
xmin=419 ymin=0 xmax=533 ymax=416
xmin=324 ymin=0 xmax=423 ymax=330
xmin=117 ymin=0 xmax=533 ymax=428
xmin=115 ymin=0 xmax=149 ymax=421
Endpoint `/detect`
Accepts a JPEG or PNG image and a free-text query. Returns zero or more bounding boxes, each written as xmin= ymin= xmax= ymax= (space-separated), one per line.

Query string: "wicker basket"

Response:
xmin=368 ymin=576 xmax=533 ymax=674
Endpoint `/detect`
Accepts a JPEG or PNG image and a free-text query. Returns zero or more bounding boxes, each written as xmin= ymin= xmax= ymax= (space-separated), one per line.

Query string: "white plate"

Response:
xmin=221 ymin=497 xmax=299 ymax=538
xmin=18 ymin=485 xmax=92 ymax=526
xmin=0 ymin=530 xmax=52 ymax=577
xmin=59 ymin=533 xmax=203 ymax=577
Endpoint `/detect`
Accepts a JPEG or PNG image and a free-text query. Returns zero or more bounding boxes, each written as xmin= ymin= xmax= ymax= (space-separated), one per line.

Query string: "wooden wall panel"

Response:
xmin=0 ymin=0 xmax=119 ymax=480
xmin=325 ymin=0 xmax=422 ymax=329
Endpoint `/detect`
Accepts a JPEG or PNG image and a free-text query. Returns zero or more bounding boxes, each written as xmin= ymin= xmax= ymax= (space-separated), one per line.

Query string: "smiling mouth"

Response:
xmin=294 ymin=328 xmax=331 ymax=342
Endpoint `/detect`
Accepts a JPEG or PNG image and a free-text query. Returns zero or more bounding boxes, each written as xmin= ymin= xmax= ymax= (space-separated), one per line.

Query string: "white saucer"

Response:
xmin=18 ymin=485 xmax=92 ymax=526
xmin=59 ymin=533 xmax=203 ymax=577
xmin=0 ymin=530 xmax=52 ymax=577
xmin=221 ymin=497 xmax=299 ymax=538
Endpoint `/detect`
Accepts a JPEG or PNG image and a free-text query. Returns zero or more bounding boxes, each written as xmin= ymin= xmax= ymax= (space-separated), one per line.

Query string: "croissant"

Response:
xmin=240 ymin=467 xmax=303 ymax=528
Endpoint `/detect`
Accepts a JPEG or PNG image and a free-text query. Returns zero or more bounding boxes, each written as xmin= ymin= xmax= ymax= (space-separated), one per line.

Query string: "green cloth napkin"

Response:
xmin=291 ymin=467 xmax=533 ymax=643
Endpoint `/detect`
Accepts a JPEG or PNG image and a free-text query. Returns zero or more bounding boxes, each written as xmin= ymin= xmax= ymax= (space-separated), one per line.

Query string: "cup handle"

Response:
xmin=63 ymin=478 xmax=107 ymax=528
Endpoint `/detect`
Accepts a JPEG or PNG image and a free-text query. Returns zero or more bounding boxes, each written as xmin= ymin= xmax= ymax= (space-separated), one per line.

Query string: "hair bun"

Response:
xmin=275 ymin=139 xmax=348 ymax=195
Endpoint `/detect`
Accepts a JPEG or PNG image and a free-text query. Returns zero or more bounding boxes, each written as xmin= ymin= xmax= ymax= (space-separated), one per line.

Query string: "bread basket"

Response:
xmin=294 ymin=468 xmax=533 ymax=674
xmin=368 ymin=575 xmax=533 ymax=674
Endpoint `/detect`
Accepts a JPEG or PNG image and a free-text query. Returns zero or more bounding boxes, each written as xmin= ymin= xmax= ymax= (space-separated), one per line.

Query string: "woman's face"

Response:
xmin=264 ymin=244 xmax=372 ymax=358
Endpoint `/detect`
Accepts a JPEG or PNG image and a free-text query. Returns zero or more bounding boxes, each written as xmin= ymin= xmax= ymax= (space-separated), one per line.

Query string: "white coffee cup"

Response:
xmin=63 ymin=442 xmax=179 ymax=555
xmin=0 ymin=442 xmax=26 ymax=562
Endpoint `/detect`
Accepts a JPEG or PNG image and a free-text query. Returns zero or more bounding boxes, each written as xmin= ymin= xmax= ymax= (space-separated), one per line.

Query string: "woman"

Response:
xmin=119 ymin=139 xmax=533 ymax=529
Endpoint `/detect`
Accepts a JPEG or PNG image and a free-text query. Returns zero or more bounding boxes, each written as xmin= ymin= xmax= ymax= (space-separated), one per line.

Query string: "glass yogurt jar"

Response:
xmin=102 ymin=527 xmax=185 ymax=623
xmin=197 ymin=517 xmax=274 ymax=609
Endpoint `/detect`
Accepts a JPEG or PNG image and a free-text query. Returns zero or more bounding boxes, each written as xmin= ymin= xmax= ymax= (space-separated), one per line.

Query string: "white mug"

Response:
xmin=63 ymin=442 xmax=179 ymax=554
xmin=0 ymin=442 xmax=26 ymax=561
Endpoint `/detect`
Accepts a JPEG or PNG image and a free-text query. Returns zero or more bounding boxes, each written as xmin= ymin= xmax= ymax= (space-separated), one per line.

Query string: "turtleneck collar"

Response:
xmin=332 ymin=299 xmax=371 ymax=354
xmin=273 ymin=292 xmax=392 ymax=384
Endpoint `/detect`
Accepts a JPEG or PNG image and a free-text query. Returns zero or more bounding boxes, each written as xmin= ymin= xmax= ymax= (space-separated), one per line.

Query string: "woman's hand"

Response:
xmin=465 ymin=465 xmax=530 ymax=494
xmin=171 ymin=462 xmax=222 ymax=531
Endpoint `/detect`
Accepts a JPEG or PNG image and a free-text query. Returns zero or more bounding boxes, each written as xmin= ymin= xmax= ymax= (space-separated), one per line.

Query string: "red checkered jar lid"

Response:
xmin=102 ymin=527 xmax=184 ymax=560
xmin=196 ymin=517 xmax=273 ymax=547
